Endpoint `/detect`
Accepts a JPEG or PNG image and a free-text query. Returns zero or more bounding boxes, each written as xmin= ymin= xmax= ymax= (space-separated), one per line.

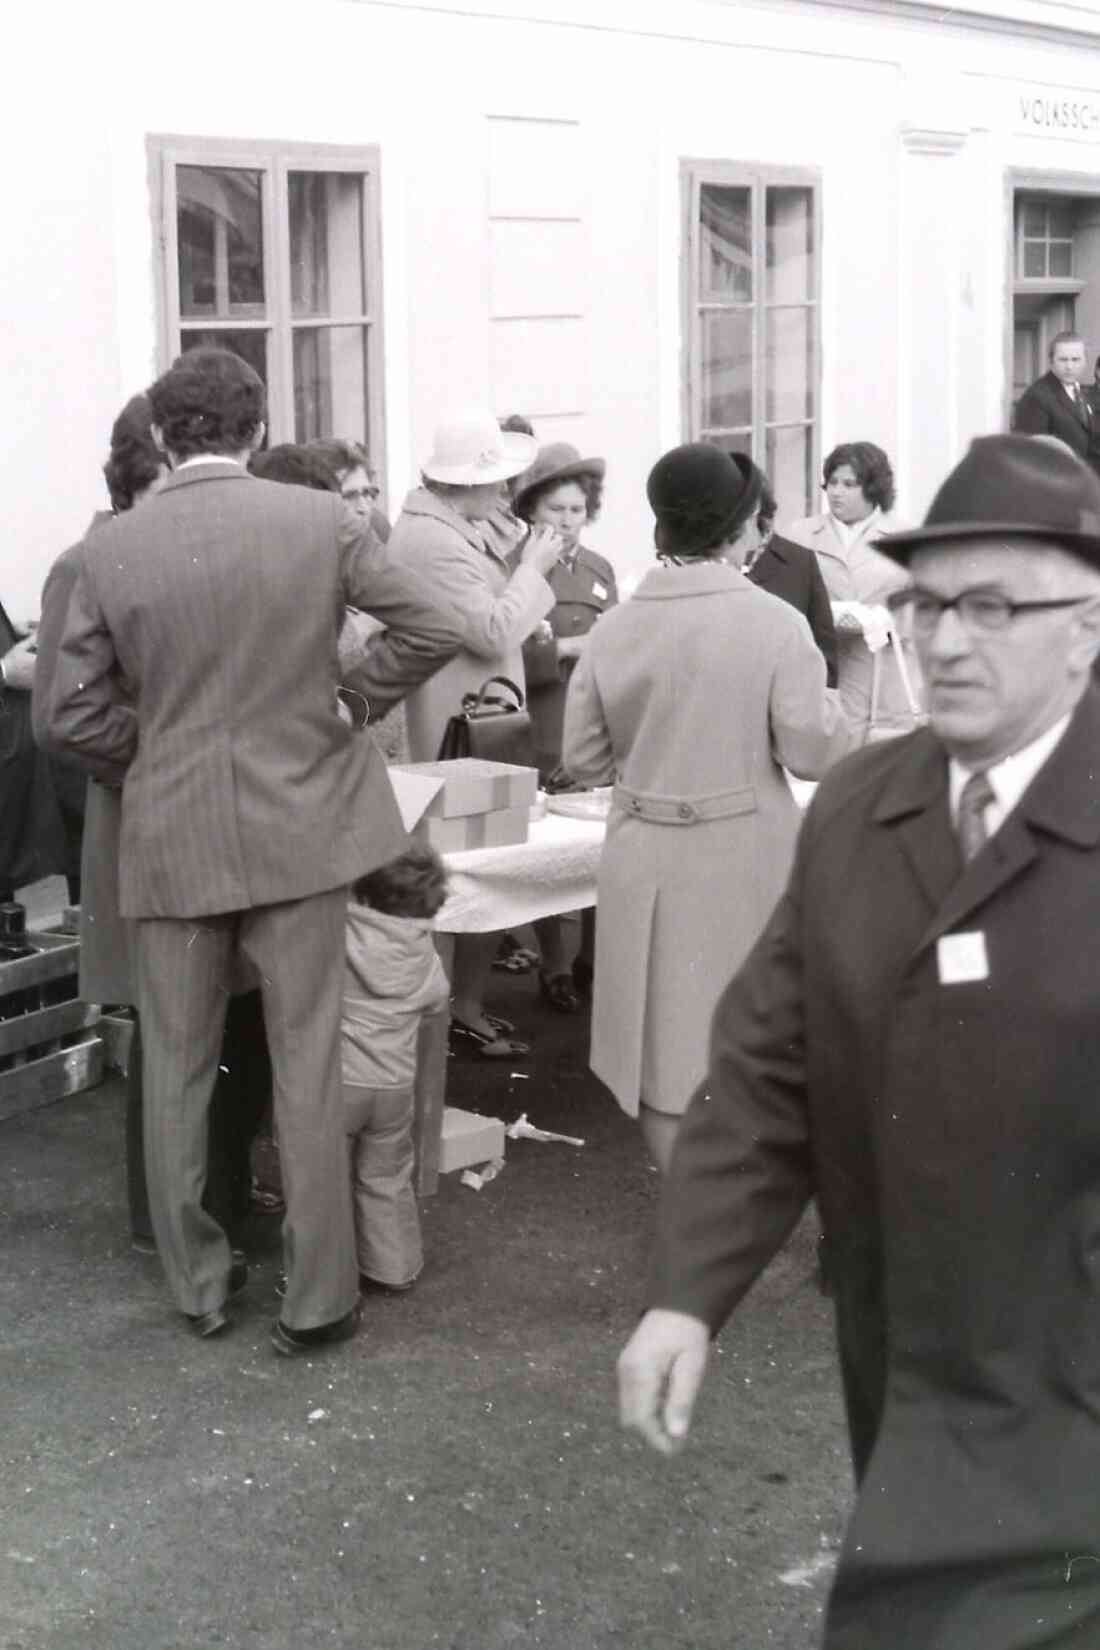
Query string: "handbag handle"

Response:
xmin=463 ymin=675 xmax=526 ymax=714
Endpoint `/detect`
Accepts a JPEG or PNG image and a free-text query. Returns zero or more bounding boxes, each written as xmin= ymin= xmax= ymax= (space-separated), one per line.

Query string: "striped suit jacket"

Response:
xmin=34 ymin=462 xmax=464 ymax=918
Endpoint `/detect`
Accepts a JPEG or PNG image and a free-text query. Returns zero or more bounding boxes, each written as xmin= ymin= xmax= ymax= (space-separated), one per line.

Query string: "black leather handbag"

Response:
xmin=437 ymin=675 xmax=535 ymax=768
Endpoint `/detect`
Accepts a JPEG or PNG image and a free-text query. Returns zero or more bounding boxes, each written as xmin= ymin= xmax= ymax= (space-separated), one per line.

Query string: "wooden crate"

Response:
xmin=0 ymin=931 xmax=104 ymax=1120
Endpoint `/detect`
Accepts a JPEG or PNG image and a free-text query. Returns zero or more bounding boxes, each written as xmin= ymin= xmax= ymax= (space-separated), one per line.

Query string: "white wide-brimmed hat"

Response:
xmin=421 ymin=411 xmax=537 ymax=486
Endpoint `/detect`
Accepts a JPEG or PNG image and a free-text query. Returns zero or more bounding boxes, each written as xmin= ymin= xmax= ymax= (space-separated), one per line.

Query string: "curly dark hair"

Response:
xmin=352 ymin=843 xmax=448 ymax=919
xmin=249 ymin=444 xmax=339 ymax=492
xmin=516 ymin=470 xmax=603 ymax=525
xmin=822 ymin=442 xmax=896 ymax=513
xmin=149 ymin=347 xmax=266 ymax=461
xmin=305 ymin=437 xmax=369 ymax=482
xmin=102 ymin=393 xmax=162 ymax=513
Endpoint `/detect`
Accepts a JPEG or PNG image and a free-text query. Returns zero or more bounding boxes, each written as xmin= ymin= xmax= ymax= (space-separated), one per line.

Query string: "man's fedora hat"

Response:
xmin=512 ymin=443 xmax=606 ymax=515
xmin=876 ymin=433 xmax=1100 ymax=567
xmin=422 ymin=411 xmax=537 ymax=487
xmin=646 ymin=443 xmax=764 ymax=556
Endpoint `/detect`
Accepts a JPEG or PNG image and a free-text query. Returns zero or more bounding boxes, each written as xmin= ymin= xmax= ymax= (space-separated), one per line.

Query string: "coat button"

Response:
xmin=678 ymin=804 xmax=693 ymax=820
xmin=631 ymin=799 xmax=642 ymax=812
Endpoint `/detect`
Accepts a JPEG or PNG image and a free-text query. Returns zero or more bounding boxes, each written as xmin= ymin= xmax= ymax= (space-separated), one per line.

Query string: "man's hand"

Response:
xmin=1 ymin=634 xmax=38 ymax=691
xmin=520 ymin=525 xmax=563 ymax=578
xmin=617 ymin=1308 xmax=710 ymax=1456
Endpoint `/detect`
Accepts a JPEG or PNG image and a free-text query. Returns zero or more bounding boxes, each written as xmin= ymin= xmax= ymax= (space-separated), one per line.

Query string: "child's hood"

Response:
xmin=345 ymin=903 xmax=439 ymax=1000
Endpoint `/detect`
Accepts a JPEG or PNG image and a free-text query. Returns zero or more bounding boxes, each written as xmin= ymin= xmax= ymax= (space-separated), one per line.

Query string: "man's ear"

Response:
xmin=151 ymin=424 xmax=170 ymax=460
xmin=1069 ymin=592 xmax=1100 ymax=673
xmin=249 ymin=422 xmax=267 ymax=454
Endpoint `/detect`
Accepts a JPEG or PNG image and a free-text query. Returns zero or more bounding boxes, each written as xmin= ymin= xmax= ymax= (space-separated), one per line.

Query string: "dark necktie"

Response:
xmin=956 ymin=770 xmax=995 ymax=864
xmin=1072 ymin=383 xmax=1089 ymax=426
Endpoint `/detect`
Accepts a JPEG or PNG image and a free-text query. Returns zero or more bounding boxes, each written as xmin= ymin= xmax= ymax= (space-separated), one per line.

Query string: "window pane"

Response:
xmin=702 ymin=430 xmax=753 ymax=454
xmin=1050 ymin=241 xmax=1073 ymax=278
xmin=766 ymin=425 xmax=813 ymax=518
xmin=289 ymin=172 xmax=367 ymax=318
xmin=1048 ymin=203 xmax=1074 ymax=238
xmin=766 ymin=307 xmax=814 ymax=423
xmin=1022 ymin=242 xmax=1046 ymax=278
xmin=699 ymin=185 xmax=752 ymax=301
xmin=700 ymin=309 xmax=752 ymax=430
xmin=180 ymin=328 xmax=268 ymax=386
xmin=293 ymin=325 xmax=368 ymax=442
xmin=766 ymin=187 xmax=813 ymax=302
xmin=1022 ymin=202 xmax=1046 ymax=237
xmin=177 ymin=167 xmax=265 ymax=319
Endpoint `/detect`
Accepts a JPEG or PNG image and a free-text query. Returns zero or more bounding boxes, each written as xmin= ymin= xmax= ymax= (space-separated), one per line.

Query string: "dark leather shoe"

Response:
xmin=185 ymin=1304 xmax=230 ymax=1338
xmin=182 ymin=1251 xmax=247 ymax=1338
xmin=270 ymin=1302 xmax=361 ymax=1357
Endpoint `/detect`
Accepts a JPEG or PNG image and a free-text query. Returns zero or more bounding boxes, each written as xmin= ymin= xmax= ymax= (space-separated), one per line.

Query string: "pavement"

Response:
xmin=1 ymin=903 xmax=851 ymax=1650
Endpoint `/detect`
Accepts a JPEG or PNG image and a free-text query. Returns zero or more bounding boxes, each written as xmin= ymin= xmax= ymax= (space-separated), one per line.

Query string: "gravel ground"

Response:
xmin=0 ymin=947 xmax=851 ymax=1650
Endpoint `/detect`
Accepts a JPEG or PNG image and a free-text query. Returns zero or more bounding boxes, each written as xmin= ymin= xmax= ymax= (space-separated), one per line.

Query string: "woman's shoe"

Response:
xmin=449 ymin=1016 xmax=530 ymax=1059
xmin=539 ymin=970 xmax=580 ymax=1014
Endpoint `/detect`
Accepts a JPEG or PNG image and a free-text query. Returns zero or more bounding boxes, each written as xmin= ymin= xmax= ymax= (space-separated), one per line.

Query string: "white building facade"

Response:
xmin=5 ymin=0 xmax=1100 ymax=617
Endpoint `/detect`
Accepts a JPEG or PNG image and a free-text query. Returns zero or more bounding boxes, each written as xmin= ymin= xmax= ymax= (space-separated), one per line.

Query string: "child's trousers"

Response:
xmin=343 ymin=1082 xmax=423 ymax=1287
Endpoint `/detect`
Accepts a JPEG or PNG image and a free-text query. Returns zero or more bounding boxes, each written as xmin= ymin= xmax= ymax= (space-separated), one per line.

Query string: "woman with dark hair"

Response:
xmin=784 ymin=441 xmax=919 ymax=739
xmin=305 ymin=437 xmax=390 ymax=542
xmin=513 ymin=442 xmax=617 ymax=1010
xmin=563 ymin=444 xmax=851 ymax=1170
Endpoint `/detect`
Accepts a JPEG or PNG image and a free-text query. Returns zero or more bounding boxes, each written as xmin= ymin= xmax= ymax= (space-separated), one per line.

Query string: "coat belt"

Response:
xmin=612 ymin=782 xmax=757 ymax=825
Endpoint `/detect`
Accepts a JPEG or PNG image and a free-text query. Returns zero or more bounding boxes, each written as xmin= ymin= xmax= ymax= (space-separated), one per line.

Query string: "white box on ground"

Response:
xmin=439 ymin=1106 xmax=506 ymax=1174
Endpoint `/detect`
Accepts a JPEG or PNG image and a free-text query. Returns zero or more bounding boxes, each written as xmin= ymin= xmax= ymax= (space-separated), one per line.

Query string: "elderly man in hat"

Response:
xmin=617 ymin=433 xmax=1100 ymax=1649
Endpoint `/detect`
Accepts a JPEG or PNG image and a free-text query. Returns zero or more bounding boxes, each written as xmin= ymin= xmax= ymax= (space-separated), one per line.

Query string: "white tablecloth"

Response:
xmin=435 ymin=814 xmax=605 ymax=934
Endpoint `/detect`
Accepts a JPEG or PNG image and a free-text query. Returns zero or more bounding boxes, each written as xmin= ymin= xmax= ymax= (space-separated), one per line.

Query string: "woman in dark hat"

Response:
xmin=514 ymin=442 xmax=617 ymax=1010
xmin=562 ymin=444 xmax=852 ymax=1170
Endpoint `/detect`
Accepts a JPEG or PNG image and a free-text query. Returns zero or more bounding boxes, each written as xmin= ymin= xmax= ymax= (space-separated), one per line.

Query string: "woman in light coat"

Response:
xmin=783 ymin=441 xmax=920 ymax=740
xmin=563 ymin=444 xmax=852 ymax=1171
xmin=389 ymin=411 xmax=561 ymax=1057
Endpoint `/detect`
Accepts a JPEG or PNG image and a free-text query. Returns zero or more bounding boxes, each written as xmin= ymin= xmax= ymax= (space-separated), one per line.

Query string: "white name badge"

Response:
xmin=937 ymin=931 xmax=989 ymax=986
xmin=592 ymin=581 xmax=609 ymax=601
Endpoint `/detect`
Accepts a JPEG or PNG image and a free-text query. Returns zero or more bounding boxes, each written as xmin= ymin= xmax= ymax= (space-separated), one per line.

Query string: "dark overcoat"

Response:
xmin=1014 ymin=369 xmax=1100 ymax=475
xmin=522 ymin=542 xmax=618 ymax=779
xmin=650 ymin=687 xmax=1100 ymax=1648
xmin=746 ymin=532 xmax=838 ymax=687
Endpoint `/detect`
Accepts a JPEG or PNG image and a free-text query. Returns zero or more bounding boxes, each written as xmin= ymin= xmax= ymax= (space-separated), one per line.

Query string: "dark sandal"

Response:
xmin=539 ymin=970 xmax=580 ymax=1014
xmin=450 ymin=1017 xmax=531 ymax=1059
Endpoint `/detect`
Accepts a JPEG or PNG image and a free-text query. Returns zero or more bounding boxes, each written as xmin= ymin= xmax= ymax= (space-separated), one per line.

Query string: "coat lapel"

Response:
xmin=882 ymin=688 xmax=1100 ymax=949
xmin=872 ymin=731 xmax=959 ymax=913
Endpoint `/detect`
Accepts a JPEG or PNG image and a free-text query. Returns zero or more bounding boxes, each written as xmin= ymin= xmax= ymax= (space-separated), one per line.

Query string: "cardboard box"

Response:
xmin=392 ymin=758 xmax=538 ymax=820
xmin=422 ymin=806 xmax=529 ymax=853
xmin=438 ymin=1106 xmax=506 ymax=1174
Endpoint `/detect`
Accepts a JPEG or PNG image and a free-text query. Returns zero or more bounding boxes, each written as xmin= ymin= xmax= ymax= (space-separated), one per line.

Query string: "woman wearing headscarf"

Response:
xmin=563 ymin=444 xmax=852 ymax=1170
xmin=390 ymin=411 xmax=562 ymax=1058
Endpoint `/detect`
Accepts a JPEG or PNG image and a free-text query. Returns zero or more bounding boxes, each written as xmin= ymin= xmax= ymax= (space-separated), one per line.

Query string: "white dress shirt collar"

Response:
xmin=948 ymin=713 xmax=1072 ymax=838
xmin=174 ymin=454 xmax=245 ymax=471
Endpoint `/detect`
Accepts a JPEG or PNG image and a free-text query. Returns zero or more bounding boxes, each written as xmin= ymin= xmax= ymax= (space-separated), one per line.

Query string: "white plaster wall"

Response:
xmin=5 ymin=0 xmax=1100 ymax=617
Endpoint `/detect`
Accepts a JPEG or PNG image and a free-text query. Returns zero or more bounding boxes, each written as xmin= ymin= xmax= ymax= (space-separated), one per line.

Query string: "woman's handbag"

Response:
xmin=436 ymin=675 xmax=535 ymax=767
xmin=864 ymin=624 xmax=927 ymax=745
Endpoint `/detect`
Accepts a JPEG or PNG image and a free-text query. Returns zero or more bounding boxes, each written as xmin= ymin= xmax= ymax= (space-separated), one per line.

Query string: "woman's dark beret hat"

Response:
xmin=646 ymin=443 xmax=763 ymax=555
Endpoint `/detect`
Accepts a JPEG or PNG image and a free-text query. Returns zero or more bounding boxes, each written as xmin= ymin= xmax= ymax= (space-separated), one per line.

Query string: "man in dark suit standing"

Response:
xmin=1013 ymin=330 xmax=1100 ymax=477
xmin=617 ymin=434 xmax=1100 ymax=1648
xmin=36 ymin=349 xmax=463 ymax=1354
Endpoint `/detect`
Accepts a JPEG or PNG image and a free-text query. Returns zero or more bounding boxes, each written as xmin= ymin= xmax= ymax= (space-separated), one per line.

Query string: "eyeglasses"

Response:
xmin=342 ymin=484 xmax=380 ymax=503
xmin=888 ymin=587 xmax=1091 ymax=635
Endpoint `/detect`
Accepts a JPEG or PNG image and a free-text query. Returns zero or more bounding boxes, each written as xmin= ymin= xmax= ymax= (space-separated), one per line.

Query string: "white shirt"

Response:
xmin=828 ymin=507 xmax=881 ymax=552
xmin=175 ymin=454 xmax=243 ymax=471
xmin=948 ymin=713 xmax=1072 ymax=840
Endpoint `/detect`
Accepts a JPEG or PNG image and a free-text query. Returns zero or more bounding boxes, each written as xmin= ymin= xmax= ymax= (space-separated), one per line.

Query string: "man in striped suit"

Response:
xmin=35 ymin=349 xmax=463 ymax=1353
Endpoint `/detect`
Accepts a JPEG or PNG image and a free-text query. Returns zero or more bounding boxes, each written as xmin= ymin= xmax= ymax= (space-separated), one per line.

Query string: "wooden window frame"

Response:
xmin=681 ymin=159 xmax=822 ymax=514
xmin=148 ymin=133 xmax=386 ymax=486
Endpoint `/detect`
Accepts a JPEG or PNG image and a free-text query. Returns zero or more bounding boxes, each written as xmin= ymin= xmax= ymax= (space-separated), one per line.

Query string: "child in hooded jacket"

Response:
xmin=342 ymin=842 xmax=449 ymax=1290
